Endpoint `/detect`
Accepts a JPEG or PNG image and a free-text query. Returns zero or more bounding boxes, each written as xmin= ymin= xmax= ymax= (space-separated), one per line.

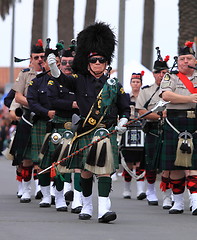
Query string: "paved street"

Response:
xmin=0 ymin=155 xmax=196 ymax=240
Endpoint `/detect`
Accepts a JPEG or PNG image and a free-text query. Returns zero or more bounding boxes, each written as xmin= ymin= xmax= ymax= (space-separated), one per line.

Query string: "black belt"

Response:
xmin=51 ymin=122 xmax=72 ymax=129
xmin=167 ymin=109 xmax=196 ymax=119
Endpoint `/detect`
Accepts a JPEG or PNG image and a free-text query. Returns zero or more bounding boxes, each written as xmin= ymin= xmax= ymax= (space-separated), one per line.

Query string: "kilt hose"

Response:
xmin=144 ymin=126 xmax=163 ymax=171
xmin=160 ymin=116 xmax=197 ymax=170
xmin=65 ymin=126 xmax=119 ymax=175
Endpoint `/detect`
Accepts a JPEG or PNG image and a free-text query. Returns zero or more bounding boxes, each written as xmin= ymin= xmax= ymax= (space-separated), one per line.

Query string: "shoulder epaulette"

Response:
xmin=170 ymin=70 xmax=179 ymax=74
xmin=22 ymin=68 xmax=30 ymax=73
xmin=141 ymin=85 xmax=150 ymax=89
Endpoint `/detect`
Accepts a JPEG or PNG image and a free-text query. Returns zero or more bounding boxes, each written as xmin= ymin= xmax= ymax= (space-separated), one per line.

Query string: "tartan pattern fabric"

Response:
xmin=170 ymin=177 xmax=185 ymax=194
xmin=145 ymin=170 xmax=157 ymax=184
xmin=40 ymin=116 xmax=72 ymax=170
xmin=66 ymin=126 xmax=119 ymax=174
xmin=144 ymin=127 xmax=162 ymax=170
xmin=122 ymin=169 xmax=132 ymax=182
xmin=16 ymin=170 xmax=22 ymax=182
xmin=187 ymin=175 xmax=197 ymax=194
xmin=160 ymin=117 xmax=197 ymax=170
xmin=24 ymin=120 xmax=47 ymax=163
xmin=136 ymin=167 xmax=145 ymax=181
xmin=160 ymin=176 xmax=171 ymax=192
xmin=21 ymin=166 xmax=33 ymax=181
xmin=100 ymin=78 xmax=118 ymax=114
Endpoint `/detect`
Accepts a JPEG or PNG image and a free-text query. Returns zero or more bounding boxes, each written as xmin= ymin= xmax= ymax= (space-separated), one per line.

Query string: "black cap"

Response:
xmin=31 ymin=39 xmax=44 ymax=54
xmin=179 ymin=41 xmax=195 ymax=56
xmin=62 ymin=44 xmax=76 ymax=58
xmin=131 ymin=71 xmax=144 ymax=81
xmin=153 ymin=55 xmax=170 ymax=73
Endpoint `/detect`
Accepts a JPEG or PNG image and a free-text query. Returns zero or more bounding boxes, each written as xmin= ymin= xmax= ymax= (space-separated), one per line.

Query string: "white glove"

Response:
xmin=47 ymin=53 xmax=60 ymax=78
xmin=115 ymin=118 xmax=128 ymax=134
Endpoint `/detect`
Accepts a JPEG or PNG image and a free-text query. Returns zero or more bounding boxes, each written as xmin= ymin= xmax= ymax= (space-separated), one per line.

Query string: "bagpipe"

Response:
xmin=38 ymin=100 xmax=169 ymax=176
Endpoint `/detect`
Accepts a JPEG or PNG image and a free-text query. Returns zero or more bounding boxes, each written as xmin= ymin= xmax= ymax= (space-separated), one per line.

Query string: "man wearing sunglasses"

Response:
xmin=60 ymin=48 xmax=74 ymax=76
xmin=11 ymin=39 xmax=45 ymax=203
xmin=47 ymin=22 xmax=130 ymax=223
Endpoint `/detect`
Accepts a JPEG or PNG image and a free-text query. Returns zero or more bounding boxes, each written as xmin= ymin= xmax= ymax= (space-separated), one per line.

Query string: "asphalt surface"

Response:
xmin=0 ymin=155 xmax=196 ymax=240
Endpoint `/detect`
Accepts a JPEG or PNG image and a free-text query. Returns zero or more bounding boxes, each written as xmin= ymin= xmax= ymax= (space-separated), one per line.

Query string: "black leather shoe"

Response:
xmin=169 ymin=209 xmax=184 ymax=214
xmin=35 ymin=190 xmax=43 ymax=200
xmin=79 ymin=213 xmax=92 ymax=220
xmin=56 ymin=207 xmax=68 ymax=212
xmin=71 ymin=206 xmax=82 ymax=214
xmin=20 ymin=198 xmax=31 ymax=203
xmin=192 ymin=208 xmax=197 ymax=215
xmin=123 ymin=196 xmax=131 ymax=199
xmin=163 ymin=205 xmax=172 ymax=210
xmin=98 ymin=212 xmax=117 ymax=223
xmin=137 ymin=193 xmax=146 ymax=200
xmin=148 ymin=200 xmax=158 ymax=206
xmin=39 ymin=203 xmax=51 ymax=208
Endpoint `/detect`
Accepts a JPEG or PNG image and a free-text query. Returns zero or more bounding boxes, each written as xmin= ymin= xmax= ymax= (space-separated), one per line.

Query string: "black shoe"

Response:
xmin=39 ymin=203 xmax=51 ymax=208
xmin=35 ymin=190 xmax=43 ymax=200
xmin=56 ymin=207 xmax=68 ymax=212
xmin=98 ymin=212 xmax=117 ymax=223
xmin=20 ymin=198 xmax=31 ymax=203
xmin=64 ymin=190 xmax=74 ymax=202
xmin=137 ymin=193 xmax=146 ymax=200
xmin=192 ymin=208 xmax=197 ymax=215
xmin=51 ymin=196 xmax=55 ymax=205
xmin=71 ymin=206 xmax=82 ymax=214
xmin=163 ymin=205 xmax=172 ymax=210
xmin=169 ymin=209 xmax=184 ymax=214
xmin=79 ymin=213 xmax=92 ymax=220
xmin=148 ymin=200 xmax=158 ymax=206
xmin=123 ymin=196 xmax=131 ymax=199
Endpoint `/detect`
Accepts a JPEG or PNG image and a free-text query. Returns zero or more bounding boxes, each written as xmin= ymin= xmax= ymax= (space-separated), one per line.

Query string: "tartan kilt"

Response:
xmin=10 ymin=117 xmax=32 ymax=166
xmin=40 ymin=116 xmax=72 ymax=170
xmin=24 ymin=120 xmax=47 ymax=163
xmin=160 ymin=117 xmax=197 ymax=170
xmin=65 ymin=126 xmax=119 ymax=174
xmin=144 ymin=127 xmax=162 ymax=171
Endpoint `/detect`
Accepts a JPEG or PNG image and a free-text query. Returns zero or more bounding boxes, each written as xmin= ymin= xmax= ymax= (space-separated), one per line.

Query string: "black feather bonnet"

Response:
xmin=72 ymin=22 xmax=116 ymax=75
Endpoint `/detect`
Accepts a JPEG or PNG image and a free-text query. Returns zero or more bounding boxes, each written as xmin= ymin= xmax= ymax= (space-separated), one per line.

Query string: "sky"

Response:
xmin=0 ymin=0 xmax=179 ymax=90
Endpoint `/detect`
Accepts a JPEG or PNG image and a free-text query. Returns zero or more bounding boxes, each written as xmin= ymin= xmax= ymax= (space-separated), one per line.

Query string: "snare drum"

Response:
xmin=121 ymin=125 xmax=145 ymax=151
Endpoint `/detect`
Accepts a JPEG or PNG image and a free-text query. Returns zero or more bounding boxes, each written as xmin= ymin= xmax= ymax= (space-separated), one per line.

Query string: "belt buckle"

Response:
xmin=64 ymin=122 xmax=72 ymax=129
xmin=187 ymin=111 xmax=195 ymax=119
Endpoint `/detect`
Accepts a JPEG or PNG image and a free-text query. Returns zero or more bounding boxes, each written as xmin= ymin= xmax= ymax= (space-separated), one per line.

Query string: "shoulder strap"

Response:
xmin=177 ymin=72 xmax=197 ymax=94
xmin=143 ymin=86 xmax=159 ymax=109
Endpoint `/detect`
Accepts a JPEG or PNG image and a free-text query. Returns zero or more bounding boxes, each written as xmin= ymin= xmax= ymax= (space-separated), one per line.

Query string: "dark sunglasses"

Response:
xmin=88 ymin=57 xmax=106 ymax=64
xmin=61 ymin=60 xmax=73 ymax=65
xmin=33 ymin=55 xmax=45 ymax=60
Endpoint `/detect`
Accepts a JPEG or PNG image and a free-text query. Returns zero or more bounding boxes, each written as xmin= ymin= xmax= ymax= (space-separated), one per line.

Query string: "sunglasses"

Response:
xmin=61 ymin=60 xmax=73 ymax=65
xmin=88 ymin=57 xmax=106 ymax=64
xmin=33 ymin=55 xmax=45 ymax=60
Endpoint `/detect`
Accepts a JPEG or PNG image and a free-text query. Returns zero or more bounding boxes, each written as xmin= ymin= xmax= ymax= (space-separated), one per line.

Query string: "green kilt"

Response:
xmin=160 ymin=117 xmax=197 ymax=170
xmin=24 ymin=120 xmax=47 ymax=163
xmin=144 ymin=126 xmax=163 ymax=171
xmin=65 ymin=126 xmax=119 ymax=174
xmin=40 ymin=116 xmax=72 ymax=170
